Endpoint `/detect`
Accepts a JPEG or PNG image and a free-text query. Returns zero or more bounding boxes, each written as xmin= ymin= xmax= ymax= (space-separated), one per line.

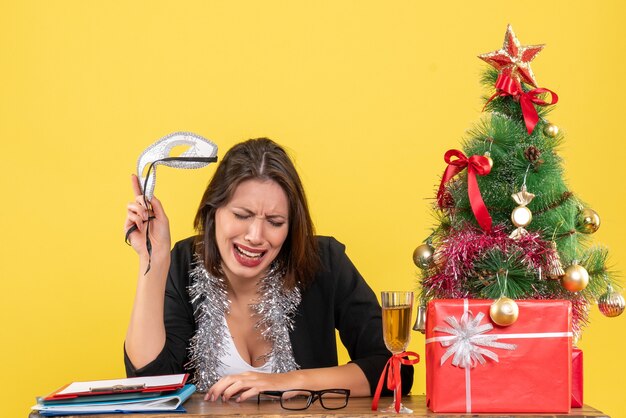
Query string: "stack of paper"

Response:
xmin=32 ymin=374 xmax=196 ymax=416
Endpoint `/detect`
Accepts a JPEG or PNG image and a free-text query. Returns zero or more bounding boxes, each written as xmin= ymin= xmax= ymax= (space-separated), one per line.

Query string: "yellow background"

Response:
xmin=2 ymin=1 xmax=625 ymax=416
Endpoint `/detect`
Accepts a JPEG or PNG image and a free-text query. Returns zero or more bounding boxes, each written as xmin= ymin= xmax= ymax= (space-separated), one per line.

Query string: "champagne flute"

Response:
xmin=380 ymin=291 xmax=414 ymax=413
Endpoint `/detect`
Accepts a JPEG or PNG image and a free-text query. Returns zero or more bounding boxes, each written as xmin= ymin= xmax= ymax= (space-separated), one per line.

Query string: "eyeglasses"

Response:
xmin=257 ymin=389 xmax=350 ymax=410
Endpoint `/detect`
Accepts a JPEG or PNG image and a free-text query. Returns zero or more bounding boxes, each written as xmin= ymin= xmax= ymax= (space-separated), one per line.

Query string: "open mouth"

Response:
xmin=233 ymin=244 xmax=266 ymax=265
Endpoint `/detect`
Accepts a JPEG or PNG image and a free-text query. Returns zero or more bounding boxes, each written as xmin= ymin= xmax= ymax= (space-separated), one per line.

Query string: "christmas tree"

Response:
xmin=413 ymin=25 xmax=624 ymax=340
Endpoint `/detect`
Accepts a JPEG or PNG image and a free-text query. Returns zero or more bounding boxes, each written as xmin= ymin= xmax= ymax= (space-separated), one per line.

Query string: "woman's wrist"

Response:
xmin=285 ymin=369 xmax=307 ymax=389
xmin=138 ymin=250 xmax=171 ymax=274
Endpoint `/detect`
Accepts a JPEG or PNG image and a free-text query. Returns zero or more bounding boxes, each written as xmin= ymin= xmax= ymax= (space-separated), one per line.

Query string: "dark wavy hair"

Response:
xmin=194 ymin=138 xmax=319 ymax=289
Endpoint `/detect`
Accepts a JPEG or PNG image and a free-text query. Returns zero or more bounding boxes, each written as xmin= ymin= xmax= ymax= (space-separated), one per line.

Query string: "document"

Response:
xmin=33 ymin=383 xmax=196 ymax=416
xmin=44 ymin=374 xmax=188 ymax=400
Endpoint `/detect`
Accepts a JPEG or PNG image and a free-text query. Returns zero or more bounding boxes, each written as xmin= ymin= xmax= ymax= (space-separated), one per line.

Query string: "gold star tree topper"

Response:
xmin=479 ymin=25 xmax=544 ymax=88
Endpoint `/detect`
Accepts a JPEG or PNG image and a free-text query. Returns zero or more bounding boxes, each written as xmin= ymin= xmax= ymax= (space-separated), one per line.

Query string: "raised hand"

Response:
xmin=124 ymin=174 xmax=171 ymax=260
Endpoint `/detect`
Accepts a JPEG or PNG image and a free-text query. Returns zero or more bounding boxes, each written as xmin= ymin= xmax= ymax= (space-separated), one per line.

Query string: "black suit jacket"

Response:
xmin=125 ymin=236 xmax=414 ymax=395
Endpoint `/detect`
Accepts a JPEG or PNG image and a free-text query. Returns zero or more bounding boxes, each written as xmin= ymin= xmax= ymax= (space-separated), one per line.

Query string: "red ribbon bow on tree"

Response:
xmin=436 ymin=149 xmax=493 ymax=232
xmin=486 ymin=73 xmax=558 ymax=135
xmin=371 ymin=351 xmax=420 ymax=413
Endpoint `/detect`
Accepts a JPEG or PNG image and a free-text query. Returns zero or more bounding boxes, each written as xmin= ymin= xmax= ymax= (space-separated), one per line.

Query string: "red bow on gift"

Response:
xmin=486 ymin=73 xmax=558 ymax=135
xmin=436 ymin=149 xmax=492 ymax=232
xmin=371 ymin=351 xmax=420 ymax=413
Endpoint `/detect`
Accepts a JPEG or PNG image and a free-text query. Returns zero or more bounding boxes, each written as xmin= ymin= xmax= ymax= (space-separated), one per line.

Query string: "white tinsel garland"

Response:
xmin=187 ymin=258 xmax=301 ymax=391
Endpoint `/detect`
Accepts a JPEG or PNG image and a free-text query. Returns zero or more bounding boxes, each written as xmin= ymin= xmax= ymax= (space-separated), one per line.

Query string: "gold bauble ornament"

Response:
xmin=490 ymin=297 xmax=519 ymax=326
xmin=598 ymin=287 xmax=625 ymax=317
xmin=483 ymin=151 xmax=494 ymax=169
xmin=576 ymin=208 xmax=601 ymax=234
xmin=543 ymin=123 xmax=559 ymax=138
xmin=561 ymin=261 xmax=589 ymax=292
xmin=413 ymin=243 xmax=435 ymax=269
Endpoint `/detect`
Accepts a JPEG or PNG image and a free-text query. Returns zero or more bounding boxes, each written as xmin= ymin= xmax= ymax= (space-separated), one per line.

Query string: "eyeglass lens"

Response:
xmin=279 ymin=390 xmax=348 ymax=410
xmin=318 ymin=390 xmax=350 ymax=409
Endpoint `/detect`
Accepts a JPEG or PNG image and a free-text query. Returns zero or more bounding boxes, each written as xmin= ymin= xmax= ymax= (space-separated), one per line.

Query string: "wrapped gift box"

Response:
xmin=572 ymin=347 xmax=583 ymax=407
xmin=425 ymin=299 xmax=572 ymax=413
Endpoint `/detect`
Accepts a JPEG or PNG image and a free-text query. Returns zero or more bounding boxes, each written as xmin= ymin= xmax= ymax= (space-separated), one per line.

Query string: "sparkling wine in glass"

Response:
xmin=380 ymin=291 xmax=413 ymax=413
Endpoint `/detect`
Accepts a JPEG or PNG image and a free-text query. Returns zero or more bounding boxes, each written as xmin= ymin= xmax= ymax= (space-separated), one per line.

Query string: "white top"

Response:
xmin=215 ymin=319 xmax=274 ymax=376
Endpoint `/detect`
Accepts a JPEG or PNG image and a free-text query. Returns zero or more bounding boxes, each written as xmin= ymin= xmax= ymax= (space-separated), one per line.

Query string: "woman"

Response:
xmin=124 ymin=138 xmax=413 ymax=402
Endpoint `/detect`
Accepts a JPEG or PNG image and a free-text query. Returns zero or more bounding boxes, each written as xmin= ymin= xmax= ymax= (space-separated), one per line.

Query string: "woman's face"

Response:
xmin=215 ymin=178 xmax=289 ymax=284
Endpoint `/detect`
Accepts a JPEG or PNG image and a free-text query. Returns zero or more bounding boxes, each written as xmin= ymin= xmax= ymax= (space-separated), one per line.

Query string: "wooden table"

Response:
xmin=29 ymin=394 xmax=609 ymax=417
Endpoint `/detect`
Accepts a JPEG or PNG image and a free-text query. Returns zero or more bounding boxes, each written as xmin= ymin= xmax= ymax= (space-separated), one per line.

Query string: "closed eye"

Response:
xmin=268 ymin=219 xmax=286 ymax=228
xmin=233 ymin=212 xmax=251 ymax=220
xmin=232 ymin=209 xmax=286 ymax=227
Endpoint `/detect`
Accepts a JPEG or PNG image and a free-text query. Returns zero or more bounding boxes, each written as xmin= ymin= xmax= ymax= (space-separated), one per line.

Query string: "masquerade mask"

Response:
xmin=126 ymin=132 xmax=218 ymax=273
xmin=138 ymin=131 xmax=219 ymax=200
